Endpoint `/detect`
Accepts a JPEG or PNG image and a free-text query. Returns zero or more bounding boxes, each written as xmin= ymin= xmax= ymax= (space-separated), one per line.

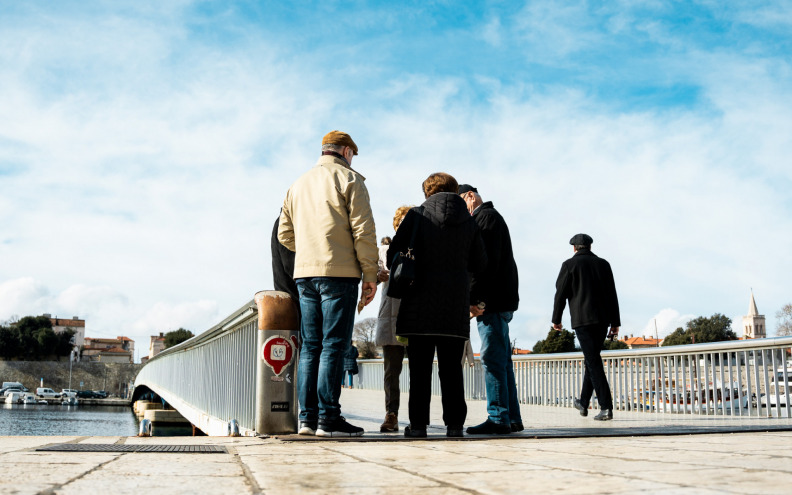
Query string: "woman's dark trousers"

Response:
xmin=406 ymin=335 xmax=467 ymax=427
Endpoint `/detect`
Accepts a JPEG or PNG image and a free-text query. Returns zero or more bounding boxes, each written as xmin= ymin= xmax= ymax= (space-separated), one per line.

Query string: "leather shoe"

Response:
xmin=593 ymin=409 xmax=613 ymax=421
xmin=573 ymin=399 xmax=588 ymax=417
xmin=466 ymin=419 xmax=511 ymax=435
xmin=446 ymin=425 xmax=464 ymax=438
xmin=404 ymin=425 xmax=427 ymax=438
xmin=380 ymin=412 xmax=399 ymax=433
xmin=510 ymin=421 xmax=524 ymax=432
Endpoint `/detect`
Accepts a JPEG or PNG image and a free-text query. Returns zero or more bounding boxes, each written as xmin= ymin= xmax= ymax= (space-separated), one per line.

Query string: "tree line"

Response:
xmin=0 ymin=316 xmax=75 ymax=360
xmin=531 ymin=313 xmax=741 ymax=354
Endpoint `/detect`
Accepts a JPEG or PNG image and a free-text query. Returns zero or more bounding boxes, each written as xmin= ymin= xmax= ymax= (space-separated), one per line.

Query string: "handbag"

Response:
xmin=387 ymin=208 xmax=421 ymax=299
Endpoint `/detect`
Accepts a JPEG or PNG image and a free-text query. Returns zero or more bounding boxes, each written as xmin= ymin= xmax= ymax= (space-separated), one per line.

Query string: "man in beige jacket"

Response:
xmin=278 ymin=130 xmax=378 ymax=437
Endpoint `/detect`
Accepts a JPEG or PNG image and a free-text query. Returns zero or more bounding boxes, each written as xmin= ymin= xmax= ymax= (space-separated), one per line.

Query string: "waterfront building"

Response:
xmin=621 ymin=335 xmax=662 ymax=349
xmin=742 ymin=291 xmax=766 ymax=339
xmin=148 ymin=333 xmax=166 ymax=359
xmin=82 ymin=337 xmax=135 ymax=363
xmin=46 ymin=314 xmax=86 ymax=350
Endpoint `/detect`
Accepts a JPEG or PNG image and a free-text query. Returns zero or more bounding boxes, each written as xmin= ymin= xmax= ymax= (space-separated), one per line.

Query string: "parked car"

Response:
xmin=93 ymin=390 xmax=108 ymax=399
xmin=2 ymin=386 xmax=25 ymax=398
xmin=76 ymin=390 xmax=97 ymax=399
xmin=2 ymin=382 xmax=29 ymax=392
xmin=61 ymin=389 xmax=78 ymax=398
xmin=36 ymin=387 xmax=62 ymax=399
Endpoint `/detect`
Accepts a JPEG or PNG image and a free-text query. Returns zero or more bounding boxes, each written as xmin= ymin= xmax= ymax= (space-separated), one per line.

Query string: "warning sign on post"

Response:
xmin=261 ymin=336 xmax=295 ymax=376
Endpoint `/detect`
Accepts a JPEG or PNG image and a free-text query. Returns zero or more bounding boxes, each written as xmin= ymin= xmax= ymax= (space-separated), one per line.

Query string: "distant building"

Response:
xmin=82 ymin=336 xmax=135 ymax=363
xmin=46 ymin=314 xmax=86 ymax=350
xmin=149 ymin=333 xmax=166 ymax=359
xmin=621 ymin=335 xmax=662 ymax=349
xmin=742 ymin=291 xmax=766 ymax=339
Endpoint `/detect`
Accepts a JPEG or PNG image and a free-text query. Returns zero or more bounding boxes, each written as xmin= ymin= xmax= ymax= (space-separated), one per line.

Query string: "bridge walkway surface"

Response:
xmin=3 ymin=388 xmax=792 ymax=494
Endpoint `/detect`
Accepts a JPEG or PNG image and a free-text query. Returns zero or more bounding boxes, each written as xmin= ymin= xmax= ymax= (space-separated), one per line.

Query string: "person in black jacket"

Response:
xmin=271 ymin=214 xmax=301 ymax=321
xmin=552 ymin=233 xmax=620 ymax=421
xmin=459 ymin=184 xmax=522 ymax=435
xmin=387 ymin=172 xmax=487 ymax=438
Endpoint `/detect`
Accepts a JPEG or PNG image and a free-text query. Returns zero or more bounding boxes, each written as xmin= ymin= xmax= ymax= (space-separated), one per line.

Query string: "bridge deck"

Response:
xmin=3 ymin=389 xmax=792 ymax=494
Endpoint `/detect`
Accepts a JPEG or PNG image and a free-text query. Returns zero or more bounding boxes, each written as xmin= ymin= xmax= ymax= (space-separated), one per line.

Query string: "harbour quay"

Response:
xmin=3 ymin=388 xmax=792 ymax=494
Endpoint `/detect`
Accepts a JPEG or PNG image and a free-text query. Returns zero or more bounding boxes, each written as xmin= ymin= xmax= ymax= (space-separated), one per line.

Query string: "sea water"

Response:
xmin=0 ymin=403 xmax=138 ymax=436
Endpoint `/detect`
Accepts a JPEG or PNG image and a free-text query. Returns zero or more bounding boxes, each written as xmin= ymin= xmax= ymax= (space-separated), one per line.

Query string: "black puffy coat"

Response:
xmin=552 ymin=248 xmax=621 ymax=329
xmin=387 ymin=192 xmax=487 ymax=339
xmin=469 ymin=202 xmax=519 ymax=313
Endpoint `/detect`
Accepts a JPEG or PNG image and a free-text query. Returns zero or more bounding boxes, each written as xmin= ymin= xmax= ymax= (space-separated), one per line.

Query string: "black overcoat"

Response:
xmin=387 ymin=193 xmax=487 ymax=339
xmin=469 ymin=202 xmax=519 ymax=313
xmin=552 ymin=248 xmax=621 ymax=329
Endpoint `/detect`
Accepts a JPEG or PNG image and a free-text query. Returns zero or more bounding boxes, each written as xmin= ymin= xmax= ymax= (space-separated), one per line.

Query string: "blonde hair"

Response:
xmin=393 ymin=205 xmax=413 ymax=231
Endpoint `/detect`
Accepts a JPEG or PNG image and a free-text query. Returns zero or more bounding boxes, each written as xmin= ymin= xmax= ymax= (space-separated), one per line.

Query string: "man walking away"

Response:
xmin=551 ymin=234 xmax=620 ymax=421
xmin=459 ymin=184 xmax=523 ymax=435
xmin=278 ymin=131 xmax=378 ymax=437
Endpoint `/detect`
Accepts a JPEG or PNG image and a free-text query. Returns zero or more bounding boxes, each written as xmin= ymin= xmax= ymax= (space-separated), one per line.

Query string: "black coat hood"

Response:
xmin=423 ymin=192 xmax=472 ymax=227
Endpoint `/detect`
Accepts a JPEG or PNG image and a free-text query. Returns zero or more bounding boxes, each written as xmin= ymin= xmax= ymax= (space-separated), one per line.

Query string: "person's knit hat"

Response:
xmin=569 ymin=233 xmax=593 ymax=246
xmin=458 ymin=184 xmax=478 ymax=195
xmin=322 ymin=131 xmax=358 ymax=155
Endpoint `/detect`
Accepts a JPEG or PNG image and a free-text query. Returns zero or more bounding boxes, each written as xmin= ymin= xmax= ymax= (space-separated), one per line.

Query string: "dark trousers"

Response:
xmin=406 ymin=336 xmax=467 ymax=427
xmin=383 ymin=345 xmax=406 ymax=414
xmin=575 ymin=324 xmax=614 ymax=410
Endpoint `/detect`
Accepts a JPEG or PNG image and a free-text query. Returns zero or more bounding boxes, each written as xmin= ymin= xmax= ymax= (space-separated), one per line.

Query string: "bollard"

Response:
xmin=254 ymin=290 xmax=300 ymax=434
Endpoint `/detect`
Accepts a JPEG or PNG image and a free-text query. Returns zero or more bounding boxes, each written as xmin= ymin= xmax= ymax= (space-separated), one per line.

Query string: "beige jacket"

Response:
xmin=278 ymin=155 xmax=378 ymax=283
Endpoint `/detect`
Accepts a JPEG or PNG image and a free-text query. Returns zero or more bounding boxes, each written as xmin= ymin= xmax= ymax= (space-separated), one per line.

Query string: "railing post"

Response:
xmin=254 ymin=290 xmax=300 ymax=435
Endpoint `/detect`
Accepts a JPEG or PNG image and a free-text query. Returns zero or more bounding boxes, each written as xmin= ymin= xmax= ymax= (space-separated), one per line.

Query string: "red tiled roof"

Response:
xmin=623 ymin=336 xmax=662 ymax=346
xmin=102 ymin=347 xmax=129 ymax=353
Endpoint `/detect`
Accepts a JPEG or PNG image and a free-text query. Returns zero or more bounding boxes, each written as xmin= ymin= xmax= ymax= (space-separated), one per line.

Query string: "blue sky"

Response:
xmin=1 ymin=1 xmax=791 ymax=358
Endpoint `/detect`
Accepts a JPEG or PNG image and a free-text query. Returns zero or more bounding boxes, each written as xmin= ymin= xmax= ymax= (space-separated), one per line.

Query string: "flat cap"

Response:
xmin=569 ymin=233 xmax=593 ymax=246
xmin=458 ymin=184 xmax=478 ymax=195
xmin=322 ymin=130 xmax=358 ymax=155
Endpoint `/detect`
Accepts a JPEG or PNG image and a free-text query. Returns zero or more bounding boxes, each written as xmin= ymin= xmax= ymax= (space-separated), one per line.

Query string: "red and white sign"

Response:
xmin=261 ymin=336 xmax=295 ymax=376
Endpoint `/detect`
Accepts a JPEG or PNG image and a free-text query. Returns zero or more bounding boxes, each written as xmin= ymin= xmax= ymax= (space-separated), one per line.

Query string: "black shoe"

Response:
xmin=593 ymin=409 xmax=613 ymax=421
xmin=298 ymin=421 xmax=317 ymax=436
xmin=573 ymin=399 xmax=588 ymax=417
xmin=316 ymin=416 xmax=364 ymax=437
xmin=404 ymin=425 xmax=427 ymax=438
xmin=510 ymin=421 xmax=524 ymax=432
xmin=446 ymin=425 xmax=464 ymax=438
xmin=466 ymin=419 xmax=511 ymax=435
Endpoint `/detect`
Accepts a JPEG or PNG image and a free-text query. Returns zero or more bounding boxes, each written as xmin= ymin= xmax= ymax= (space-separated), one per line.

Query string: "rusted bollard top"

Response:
xmin=254 ymin=290 xmax=299 ymax=331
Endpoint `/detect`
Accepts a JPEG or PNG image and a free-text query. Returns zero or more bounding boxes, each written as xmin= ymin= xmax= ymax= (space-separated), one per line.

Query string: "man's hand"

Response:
xmin=552 ymin=323 xmax=563 ymax=331
xmin=469 ymin=305 xmax=484 ymax=319
xmin=607 ymin=326 xmax=619 ymax=340
xmin=377 ymin=269 xmax=389 ymax=283
xmin=362 ymin=282 xmax=377 ymax=306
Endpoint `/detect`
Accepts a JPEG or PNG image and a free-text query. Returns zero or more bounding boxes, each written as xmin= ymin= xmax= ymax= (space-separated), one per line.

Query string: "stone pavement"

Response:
xmin=2 ymin=388 xmax=792 ymax=494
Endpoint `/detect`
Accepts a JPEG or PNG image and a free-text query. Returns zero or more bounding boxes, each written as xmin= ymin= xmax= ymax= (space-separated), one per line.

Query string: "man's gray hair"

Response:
xmin=574 ymin=244 xmax=590 ymax=251
xmin=322 ymin=143 xmax=346 ymax=153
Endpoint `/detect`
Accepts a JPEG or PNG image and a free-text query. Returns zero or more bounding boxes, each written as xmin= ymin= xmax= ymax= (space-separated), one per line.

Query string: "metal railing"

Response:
xmin=133 ymin=300 xmax=259 ymax=436
xmin=357 ymin=337 xmax=792 ymax=418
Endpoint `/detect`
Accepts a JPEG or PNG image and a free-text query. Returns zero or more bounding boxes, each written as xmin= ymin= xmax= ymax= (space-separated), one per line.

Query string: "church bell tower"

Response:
xmin=742 ymin=290 xmax=766 ymax=339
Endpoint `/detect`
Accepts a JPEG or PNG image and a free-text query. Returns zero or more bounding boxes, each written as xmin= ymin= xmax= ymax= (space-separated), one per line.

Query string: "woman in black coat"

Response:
xmin=387 ymin=172 xmax=487 ymax=437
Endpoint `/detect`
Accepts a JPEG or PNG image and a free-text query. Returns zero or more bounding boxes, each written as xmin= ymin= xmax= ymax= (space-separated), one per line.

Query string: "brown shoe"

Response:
xmin=380 ymin=412 xmax=399 ymax=432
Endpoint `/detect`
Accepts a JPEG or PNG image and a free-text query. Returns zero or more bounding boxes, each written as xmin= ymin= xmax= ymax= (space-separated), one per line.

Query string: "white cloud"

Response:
xmin=0 ymin=278 xmax=51 ymax=320
xmin=641 ymin=309 xmax=696 ymax=339
xmin=2 ymin=2 xmax=791 ymax=357
xmin=130 ymin=300 xmax=219 ymax=337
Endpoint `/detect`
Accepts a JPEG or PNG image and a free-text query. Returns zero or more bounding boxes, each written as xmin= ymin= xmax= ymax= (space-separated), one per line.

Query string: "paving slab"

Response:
xmin=2 ymin=389 xmax=792 ymax=494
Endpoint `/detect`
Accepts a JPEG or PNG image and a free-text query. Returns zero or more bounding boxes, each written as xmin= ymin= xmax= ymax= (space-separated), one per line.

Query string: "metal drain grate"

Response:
xmin=36 ymin=444 xmax=227 ymax=453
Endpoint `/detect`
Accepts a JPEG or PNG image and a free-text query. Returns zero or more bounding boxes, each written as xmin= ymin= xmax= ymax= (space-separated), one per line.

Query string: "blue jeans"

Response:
xmin=477 ymin=311 xmax=522 ymax=425
xmin=296 ymin=277 xmax=359 ymax=423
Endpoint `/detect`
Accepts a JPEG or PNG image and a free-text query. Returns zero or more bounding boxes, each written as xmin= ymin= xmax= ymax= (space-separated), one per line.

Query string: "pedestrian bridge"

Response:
xmin=133 ymin=295 xmax=792 ymax=436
